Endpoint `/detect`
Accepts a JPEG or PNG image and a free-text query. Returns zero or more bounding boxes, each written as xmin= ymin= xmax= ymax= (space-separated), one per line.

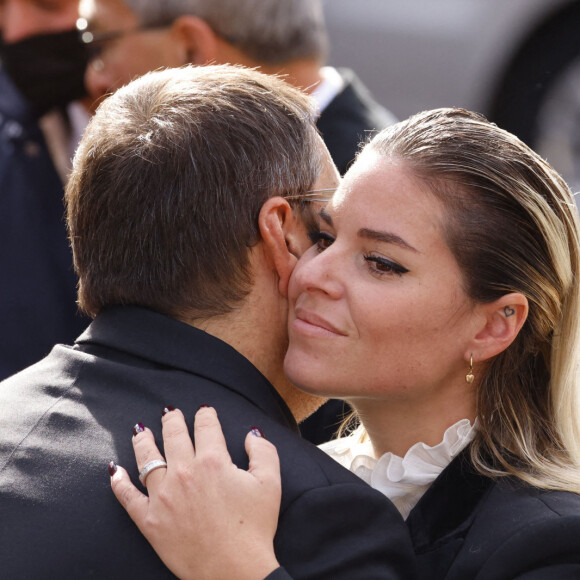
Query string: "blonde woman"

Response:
xmin=111 ymin=109 xmax=580 ymax=579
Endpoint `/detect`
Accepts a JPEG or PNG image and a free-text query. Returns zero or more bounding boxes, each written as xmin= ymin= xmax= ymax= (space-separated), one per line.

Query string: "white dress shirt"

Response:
xmin=310 ymin=66 xmax=345 ymax=115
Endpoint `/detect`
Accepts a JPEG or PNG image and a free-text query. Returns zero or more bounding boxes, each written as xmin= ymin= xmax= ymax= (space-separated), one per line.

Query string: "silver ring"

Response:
xmin=139 ymin=459 xmax=168 ymax=486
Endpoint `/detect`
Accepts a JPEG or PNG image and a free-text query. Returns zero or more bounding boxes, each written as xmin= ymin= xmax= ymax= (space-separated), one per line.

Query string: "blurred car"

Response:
xmin=323 ymin=0 xmax=580 ymax=195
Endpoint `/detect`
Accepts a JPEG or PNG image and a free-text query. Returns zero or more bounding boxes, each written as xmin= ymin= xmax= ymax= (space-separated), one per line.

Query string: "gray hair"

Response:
xmin=124 ymin=0 xmax=328 ymax=64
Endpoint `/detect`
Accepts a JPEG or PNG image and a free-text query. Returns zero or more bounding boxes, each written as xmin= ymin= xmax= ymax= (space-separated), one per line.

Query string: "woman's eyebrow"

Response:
xmin=319 ymin=207 xmax=419 ymax=253
xmin=358 ymin=228 xmax=419 ymax=253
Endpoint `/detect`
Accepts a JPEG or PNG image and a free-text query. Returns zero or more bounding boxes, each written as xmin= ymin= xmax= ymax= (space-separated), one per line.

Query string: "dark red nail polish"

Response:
xmin=251 ymin=426 xmax=265 ymax=439
xmin=108 ymin=461 xmax=117 ymax=476
xmin=198 ymin=404 xmax=210 ymax=410
xmin=132 ymin=422 xmax=145 ymax=436
xmin=162 ymin=406 xmax=175 ymax=416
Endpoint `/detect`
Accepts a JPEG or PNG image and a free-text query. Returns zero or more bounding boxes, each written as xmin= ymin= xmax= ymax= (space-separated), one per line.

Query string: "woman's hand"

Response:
xmin=110 ymin=406 xmax=282 ymax=580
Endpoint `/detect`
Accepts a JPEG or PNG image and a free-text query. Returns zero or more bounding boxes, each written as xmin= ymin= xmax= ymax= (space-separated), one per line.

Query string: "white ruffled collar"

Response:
xmin=319 ymin=418 xmax=477 ymax=519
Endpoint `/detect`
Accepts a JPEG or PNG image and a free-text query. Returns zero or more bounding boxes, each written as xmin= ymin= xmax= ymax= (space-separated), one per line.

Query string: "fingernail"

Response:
xmin=162 ymin=405 xmax=175 ymax=416
xmin=132 ymin=422 xmax=145 ymax=436
xmin=251 ymin=426 xmax=265 ymax=438
xmin=108 ymin=461 xmax=118 ymax=476
xmin=198 ymin=404 xmax=210 ymax=410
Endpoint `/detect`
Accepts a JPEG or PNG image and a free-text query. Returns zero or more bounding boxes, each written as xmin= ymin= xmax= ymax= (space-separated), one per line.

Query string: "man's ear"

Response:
xmin=258 ymin=197 xmax=306 ymax=297
xmin=467 ymin=293 xmax=528 ymax=363
xmin=170 ymin=15 xmax=219 ymax=65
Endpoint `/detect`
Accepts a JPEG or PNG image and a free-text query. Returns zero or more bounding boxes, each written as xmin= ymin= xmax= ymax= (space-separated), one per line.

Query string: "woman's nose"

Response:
xmin=292 ymin=245 xmax=344 ymax=299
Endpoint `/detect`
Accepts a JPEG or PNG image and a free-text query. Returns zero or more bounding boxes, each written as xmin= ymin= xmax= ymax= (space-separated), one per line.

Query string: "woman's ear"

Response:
xmin=170 ymin=15 xmax=219 ymax=65
xmin=258 ymin=197 xmax=306 ymax=297
xmin=467 ymin=293 xmax=529 ymax=362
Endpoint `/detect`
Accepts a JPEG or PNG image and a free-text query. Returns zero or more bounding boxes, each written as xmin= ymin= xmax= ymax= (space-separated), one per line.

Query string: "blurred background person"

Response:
xmin=0 ymin=0 xmax=90 ymax=379
xmin=78 ymin=0 xmax=397 ymax=444
xmin=79 ymin=0 xmax=397 ymax=176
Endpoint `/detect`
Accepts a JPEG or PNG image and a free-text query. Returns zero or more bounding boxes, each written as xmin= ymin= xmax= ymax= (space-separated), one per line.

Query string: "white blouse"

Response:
xmin=319 ymin=419 xmax=477 ymax=519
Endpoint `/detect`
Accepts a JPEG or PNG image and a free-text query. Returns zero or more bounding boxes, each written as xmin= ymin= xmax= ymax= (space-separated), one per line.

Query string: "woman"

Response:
xmin=110 ymin=108 xmax=580 ymax=579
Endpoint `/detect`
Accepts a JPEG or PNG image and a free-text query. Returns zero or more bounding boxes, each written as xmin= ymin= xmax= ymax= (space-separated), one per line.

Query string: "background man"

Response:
xmin=0 ymin=65 xmax=414 ymax=579
xmin=78 ymin=0 xmax=396 ymax=442
xmin=80 ymin=0 xmax=396 ymax=177
xmin=0 ymin=0 xmax=90 ymax=379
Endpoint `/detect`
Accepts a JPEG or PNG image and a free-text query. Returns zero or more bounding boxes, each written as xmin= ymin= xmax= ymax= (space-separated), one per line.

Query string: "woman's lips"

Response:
xmin=292 ymin=307 xmax=347 ymax=337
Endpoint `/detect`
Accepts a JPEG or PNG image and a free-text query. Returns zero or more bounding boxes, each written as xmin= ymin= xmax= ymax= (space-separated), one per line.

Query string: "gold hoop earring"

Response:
xmin=466 ymin=355 xmax=474 ymax=384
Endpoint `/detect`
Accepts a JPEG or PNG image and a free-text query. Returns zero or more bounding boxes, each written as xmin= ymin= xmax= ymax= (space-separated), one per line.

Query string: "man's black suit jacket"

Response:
xmin=407 ymin=449 xmax=580 ymax=579
xmin=316 ymin=67 xmax=397 ymax=177
xmin=0 ymin=306 xmax=415 ymax=579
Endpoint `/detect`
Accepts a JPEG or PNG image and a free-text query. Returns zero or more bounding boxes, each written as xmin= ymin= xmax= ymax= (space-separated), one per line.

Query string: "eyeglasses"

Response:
xmin=285 ymin=188 xmax=337 ymax=204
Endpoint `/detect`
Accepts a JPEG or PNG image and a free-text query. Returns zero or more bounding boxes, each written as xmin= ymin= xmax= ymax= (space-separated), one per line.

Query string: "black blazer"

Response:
xmin=406 ymin=449 xmax=580 ymax=579
xmin=0 ymin=306 xmax=415 ymax=579
xmin=315 ymin=67 xmax=397 ymax=176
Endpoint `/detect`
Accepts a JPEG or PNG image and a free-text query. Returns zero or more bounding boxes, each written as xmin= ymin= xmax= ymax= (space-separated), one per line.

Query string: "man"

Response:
xmin=80 ymin=0 xmax=396 ymax=177
xmin=78 ymin=0 xmax=395 ymax=443
xmin=0 ymin=65 xmax=415 ymax=579
xmin=0 ymin=0 xmax=90 ymax=379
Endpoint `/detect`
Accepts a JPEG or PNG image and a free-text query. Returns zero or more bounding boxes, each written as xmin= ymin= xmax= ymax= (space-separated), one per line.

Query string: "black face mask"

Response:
xmin=0 ymin=28 xmax=89 ymax=116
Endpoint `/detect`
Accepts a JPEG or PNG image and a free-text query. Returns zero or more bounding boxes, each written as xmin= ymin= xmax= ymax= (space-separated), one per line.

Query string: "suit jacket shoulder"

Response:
xmin=271 ymin=433 xmax=416 ymax=579
xmin=0 ymin=306 xmax=416 ymax=580
xmin=316 ymin=68 xmax=396 ymax=175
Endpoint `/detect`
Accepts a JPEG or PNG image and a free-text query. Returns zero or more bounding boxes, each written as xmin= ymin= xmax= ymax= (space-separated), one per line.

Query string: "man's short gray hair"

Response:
xmin=124 ymin=0 xmax=328 ymax=64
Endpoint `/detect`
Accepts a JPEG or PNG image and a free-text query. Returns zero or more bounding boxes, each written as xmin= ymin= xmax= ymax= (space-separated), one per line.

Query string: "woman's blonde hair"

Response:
xmin=363 ymin=108 xmax=580 ymax=492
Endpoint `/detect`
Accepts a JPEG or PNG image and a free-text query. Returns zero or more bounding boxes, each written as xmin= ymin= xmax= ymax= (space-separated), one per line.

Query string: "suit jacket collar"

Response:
xmin=77 ymin=305 xmax=299 ymax=433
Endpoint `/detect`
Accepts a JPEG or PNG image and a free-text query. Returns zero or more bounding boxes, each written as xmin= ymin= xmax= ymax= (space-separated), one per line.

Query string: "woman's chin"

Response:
xmin=284 ymin=356 xmax=336 ymax=399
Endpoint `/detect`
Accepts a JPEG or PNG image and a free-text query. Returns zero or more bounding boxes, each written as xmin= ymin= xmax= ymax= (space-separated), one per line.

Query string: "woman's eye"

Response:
xmin=364 ymin=255 xmax=409 ymax=276
xmin=308 ymin=231 xmax=335 ymax=251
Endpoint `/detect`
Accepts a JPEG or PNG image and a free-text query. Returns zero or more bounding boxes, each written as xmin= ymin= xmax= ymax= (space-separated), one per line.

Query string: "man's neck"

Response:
xmin=182 ymin=264 xmax=325 ymax=423
xmin=260 ymin=60 xmax=324 ymax=95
